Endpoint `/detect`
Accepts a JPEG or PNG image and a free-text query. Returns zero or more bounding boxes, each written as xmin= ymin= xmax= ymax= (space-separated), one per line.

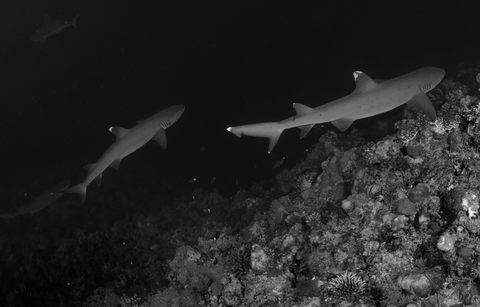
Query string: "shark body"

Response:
xmin=227 ymin=67 xmax=445 ymax=153
xmin=65 ymin=105 xmax=185 ymax=204
xmin=31 ymin=14 xmax=79 ymax=43
xmin=0 ymin=180 xmax=71 ymax=220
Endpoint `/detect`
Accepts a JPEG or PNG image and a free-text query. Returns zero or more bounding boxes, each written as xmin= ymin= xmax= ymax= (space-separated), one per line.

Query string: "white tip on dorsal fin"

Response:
xmin=109 ymin=126 xmax=129 ymax=139
xmin=353 ymin=71 xmax=378 ymax=92
xmin=84 ymin=163 xmax=95 ymax=173
xmin=293 ymin=103 xmax=314 ymax=116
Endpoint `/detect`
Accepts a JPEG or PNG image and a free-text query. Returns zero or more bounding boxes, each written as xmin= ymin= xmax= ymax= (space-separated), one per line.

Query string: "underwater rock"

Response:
xmin=457 ymin=246 xmax=473 ymax=259
xmin=397 ymin=266 xmax=447 ymax=297
xmin=341 ymin=198 xmax=355 ymax=213
xmin=443 ymin=189 xmax=479 ymax=221
xmin=250 ymin=244 xmax=271 ymax=274
xmin=437 ymin=233 xmax=456 ymax=252
xmin=395 ymin=198 xmax=417 ymax=216
xmin=443 ymin=189 xmax=467 ymax=222
xmin=295 ymin=277 xmax=322 ymax=297
xmin=306 ymin=249 xmax=338 ymax=276
xmin=408 ymin=183 xmax=430 ymax=203
xmin=405 ymin=144 xmax=423 ymax=159
xmin=462 ymin=190 xmax=479 ymax=219
xmin=447 ymin=130 xmax=462 ymax=151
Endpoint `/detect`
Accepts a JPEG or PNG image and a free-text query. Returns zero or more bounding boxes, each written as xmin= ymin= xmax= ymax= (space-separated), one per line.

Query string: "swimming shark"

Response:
xmin=31 ymin=14 xmax=79 ymax=43
xmin=65 ymin=105 xmax=185 ymax=204
xmin=227 ymin=67 xmax=445 ymax=153
xmin=0 ymin=180 xmax=71 ymax=220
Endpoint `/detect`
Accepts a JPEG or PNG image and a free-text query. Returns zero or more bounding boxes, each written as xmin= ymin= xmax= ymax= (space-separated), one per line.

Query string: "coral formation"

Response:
xmin=5 ymin=66 xmax=480 ymax=306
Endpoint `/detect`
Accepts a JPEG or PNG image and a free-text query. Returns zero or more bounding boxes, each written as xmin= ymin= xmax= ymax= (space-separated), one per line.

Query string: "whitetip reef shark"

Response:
xmin=227 ymin=67 xmax=445 ymax=153
xmin=0 ymin=180 xmax=71 ymax=219
xmin=31 ymin=14 xmax=79 ymax=43
xmin=65 ymin=105 xmax=185 ymax=204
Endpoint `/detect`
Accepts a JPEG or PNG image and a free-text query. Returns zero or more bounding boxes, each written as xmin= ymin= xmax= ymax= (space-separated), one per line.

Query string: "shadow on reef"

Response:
xmin=5 ymin=66 xmax=480 ymax=306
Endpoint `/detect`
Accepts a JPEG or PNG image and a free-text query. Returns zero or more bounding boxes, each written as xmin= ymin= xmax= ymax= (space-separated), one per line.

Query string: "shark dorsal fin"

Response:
xmin=406 ymin=92 xmax=437 ymax=121
xmin=353 ymin=71 xmax=378 ymax=92
xmin=109 ymin=127 xmax=129 ymax=139
xmin=152 ymin=129 xmax=167 ymax=149
xmin=84 ymin=163 xmax=95 ymax=173
xmin=293 ymin=103 xmax=314 ymax=116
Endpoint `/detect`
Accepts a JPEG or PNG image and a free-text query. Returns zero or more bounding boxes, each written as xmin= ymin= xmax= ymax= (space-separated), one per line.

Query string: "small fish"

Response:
xmin=31 ymin=14 xmax=79 ymax=43
xmin=0 ymin=180 xmax=71 ymax=219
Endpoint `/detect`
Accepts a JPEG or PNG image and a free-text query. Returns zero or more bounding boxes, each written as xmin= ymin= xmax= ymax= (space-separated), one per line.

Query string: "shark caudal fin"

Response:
xmin=227 ymin=122 xmax=284 ymax=153
xmin=64 ymin=183 xmax=87 ymax=205
xmin=0 ymin=213 xmax=16 ymax=220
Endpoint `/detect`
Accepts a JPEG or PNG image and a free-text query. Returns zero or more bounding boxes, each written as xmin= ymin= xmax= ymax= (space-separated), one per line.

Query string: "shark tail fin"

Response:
xmin=227 ymin=122 xmax=284 ymax=153
xmin=0 ymin=214 xmax=16 ymax=220
xmin=64 ymin=184 xmax=87 ymax=205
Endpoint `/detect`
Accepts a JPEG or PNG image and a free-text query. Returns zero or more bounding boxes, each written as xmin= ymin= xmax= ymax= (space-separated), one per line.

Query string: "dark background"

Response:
xmin=0 ymin=0 xmax=478 ymax=209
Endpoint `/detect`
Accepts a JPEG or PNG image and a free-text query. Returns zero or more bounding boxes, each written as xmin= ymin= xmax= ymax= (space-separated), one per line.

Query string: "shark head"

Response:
xmin=412 ymin=67 xmax=446 ymax=93
xmin=150 ymin=104 xmax=185 ymax=129
xmin=167 ymin=105 xmax=186 ymax=124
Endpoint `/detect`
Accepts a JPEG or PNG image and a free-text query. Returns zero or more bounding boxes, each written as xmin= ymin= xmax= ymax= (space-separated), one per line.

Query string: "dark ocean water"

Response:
xmin=0 ymin=0 xmax=478 ymax=215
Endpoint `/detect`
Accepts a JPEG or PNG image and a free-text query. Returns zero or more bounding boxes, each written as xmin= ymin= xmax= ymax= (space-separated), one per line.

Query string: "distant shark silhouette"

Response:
xmin=31 ymin=14 xmax=79 ymax=43
xmin=65 ymin=105 xmax=185 ymax=204
xmin=227 ymin=67 xmax=445 ymax=153
xmin=0 ymin=180 xmax=71 ymax=219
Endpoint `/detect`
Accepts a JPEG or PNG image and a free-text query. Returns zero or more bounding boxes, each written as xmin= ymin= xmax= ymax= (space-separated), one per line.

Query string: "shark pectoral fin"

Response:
xmin=268 ymin=130 xmax=283 ymax=154
xmin=94 ymin=173 xmax=102 ymax=186
xmin=406 ymin=92 xmax=437 ymax=121
xmin=65 ymin=184 xmax=87 ymax=205
xmin=299 ymin=124 xmax=315 ymax=138
xmin=152 ymin=129 xmax=167 ymax=149
xmin=109 ymin=126 xmax=130 ymax=139
xmin=293 ymin=103 xmax=314 ymax=116
xmin=110 ymin=159 xmax=122 ymax=170
xmin=331 ymin=118 xmax=355 ymax=132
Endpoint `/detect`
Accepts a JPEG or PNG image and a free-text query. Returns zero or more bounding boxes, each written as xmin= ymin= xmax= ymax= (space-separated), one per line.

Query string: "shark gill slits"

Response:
xmin=420 ymin=84 xmax=431 ymax=92
xmin=160 ymin=120 xmax=171 ymax=129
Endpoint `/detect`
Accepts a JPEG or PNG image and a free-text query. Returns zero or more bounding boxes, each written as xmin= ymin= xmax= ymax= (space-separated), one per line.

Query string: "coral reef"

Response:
xmin=4 ymin=67 xmax=480 ymax=306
